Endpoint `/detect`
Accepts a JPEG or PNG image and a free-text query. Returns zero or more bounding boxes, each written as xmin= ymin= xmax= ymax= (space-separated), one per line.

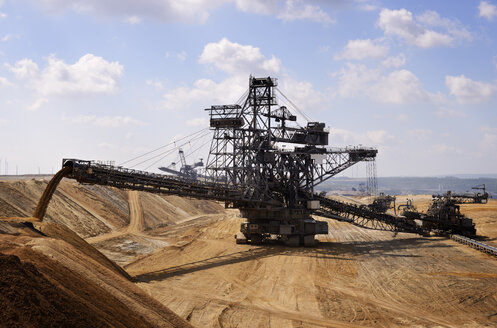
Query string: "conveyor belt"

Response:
xmin=63 ymin=159 xmax=246 ymax=203
xmin=451 ymin=234 xmax=497 ymax=257
xmin=314 ymin=194 xmax=422 ymax=234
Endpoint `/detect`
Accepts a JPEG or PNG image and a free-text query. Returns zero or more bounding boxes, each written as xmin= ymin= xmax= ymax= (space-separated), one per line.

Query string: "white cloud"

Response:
xmin=1 ymin=34 xmax=18 ymax=42
xmin=163 ymin=39 xmax=326 ymax=118
xmin=380 ymin=54 xmax=406 ymax=68
xmin=318 ymin=45 xmax=331 ymax=53
xmin=278 ymin=0 xmax=333 ymax=25
xmin=33 ymin=0 xmax=332 ymax=25
xmin=434 ymin=107 xmax=465 ymax=118
xmin=371 ymin=69 xmax=431 ymax=104
xmin=366 ymin=130 xmax=390 ymax=144
xmin=235 ymin=0 xmax=277 ymax=15
xmin=479 ymin=1 xmax=497 ymax=20
xmin=32 ymin=0 xmax=230 ymax=24
xmin=199 ymin=38 xmax=281 ymax=75
xmin=28 ymin=98 xmax=48 ymax=111
xmin=332 ymin=63 xmax=379 ymax=98
xmin=98 ymin=142 xmax=117 ymax=150
xmin=377 ymin=8 xmax=470 ymax=48
xmin=278 ymin=78 xmax=329 ymax=114
xmin=481 ymin=126 xmax=497 ymax=149
xmin=445 ymin=75 xmax=497 ymax=104
xmin=414 ymin=30 xmax=453 ymax=48
xmin=330 ymin=128 xmax=392 ymax=146
xmin=334 ymin=39 xmax=388 ymax=61
xmin=235 ymin=0 xmax=332 ymax=25
xmin=332 ymin=63 xmax=441 ymax=104
xmin=7 ymin=54 xmax=124 ymax=97
xmin=0 ymin=76 xmax=12 ymax=87
xmin=125 ymin=16 xmax=141 ymax=24
xmin=395 ymin=113 xmax=409 ymax=121
xmin=93 ymin=116 xmax=143 ymax=127
xmin=360 ymin=5 xmax=377 ymax=11
xmin=0 ymin=0 xmax=5 ymax=19
xmin=354 ymin=0 xmax=378 ymax=11
xmin=164 ymin=37 xmax=285 ymax=111
xmin=177 ymin=51 xmax=187 ymax=62
xmin=161 ymin=74 xmax=325 ymax=118
xmin=417 ymin=10 xmax=471 ymax=41
xmin=62 ymin=114 xmax=144 ymax=127
xmin=430 ymin=143 xmax=460 ymax=154
xmin=6 ymin=58 xmax=39 ymax=79
xmin=146 ymin=79 xmax=163 ymax=90
xmin=407 ymin=128 xmax=432 ymax=141
xmin=162 ymin=76 xmax=246 ymax=111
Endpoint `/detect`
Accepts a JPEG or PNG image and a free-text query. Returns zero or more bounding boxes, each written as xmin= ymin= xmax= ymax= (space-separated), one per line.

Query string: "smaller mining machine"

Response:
xmin=158 ymin=148 xmax=204 ymax=180
xmin=205 ymin=76 xmax=377 ymax=246
xmin=398 ymin=186 xmax=489 ymax=236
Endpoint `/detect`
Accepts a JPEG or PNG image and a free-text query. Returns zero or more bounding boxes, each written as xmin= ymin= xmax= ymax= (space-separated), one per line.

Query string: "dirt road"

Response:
xmin=87 ymin=191 xmax=145 ymax=243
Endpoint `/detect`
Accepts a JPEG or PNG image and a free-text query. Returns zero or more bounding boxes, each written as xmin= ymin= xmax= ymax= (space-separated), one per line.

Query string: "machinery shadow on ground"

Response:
xmin=132 ymin=236 xmax=449 ymax=283
xmin=315 ymin=236 xmax=451 ymax=258
xmin=133 ymin=247 xmax=299 ymax=282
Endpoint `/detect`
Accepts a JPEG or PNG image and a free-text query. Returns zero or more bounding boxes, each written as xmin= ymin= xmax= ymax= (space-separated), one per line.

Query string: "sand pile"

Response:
xmin=0 ymin=178 xmax=224 ymax=239
xmin=0 ymin=253 xmax=107 ymax=327
xmin=0 ymin=220 xmax=192 ymax=328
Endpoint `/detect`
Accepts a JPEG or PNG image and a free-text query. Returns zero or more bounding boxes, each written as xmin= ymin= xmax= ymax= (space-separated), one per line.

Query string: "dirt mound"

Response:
xmin=0 ymin=179 xmax=130 ymax=238
xmin=0 ymin=253 xmax=107 ymax=328
xmin=0 ymin=178 xmax=222 ymax=327
xmin=0 ymin=179 xmax=224 ymax=240
xmin=0 ymin=220 xmax=192 ymax=328
xmin=37 ymin=221 xmax=132 ymax=280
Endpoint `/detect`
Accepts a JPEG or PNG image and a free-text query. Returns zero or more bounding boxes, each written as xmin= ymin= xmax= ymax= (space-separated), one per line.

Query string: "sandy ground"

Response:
xmin=123 ymin=210 xmax=497 ymax=327
xmin=1 ymin=179 xmax=497 ymax=327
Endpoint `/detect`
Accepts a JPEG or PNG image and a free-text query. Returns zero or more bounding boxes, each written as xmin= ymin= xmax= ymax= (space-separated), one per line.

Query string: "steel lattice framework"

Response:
xmin=206 ymin=76 xmax=377 ymax=210
xmin=58 ymin=76 xmax=381 ymax=246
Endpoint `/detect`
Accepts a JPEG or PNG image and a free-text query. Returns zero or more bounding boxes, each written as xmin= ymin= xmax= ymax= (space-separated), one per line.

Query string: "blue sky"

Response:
xmin=0 ymin=0 xmax=496 ymax=177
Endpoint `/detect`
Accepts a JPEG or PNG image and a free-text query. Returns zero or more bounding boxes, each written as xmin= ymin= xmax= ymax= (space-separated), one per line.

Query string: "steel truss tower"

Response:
xmin=206 ymin=76 xmax=377 ymax=246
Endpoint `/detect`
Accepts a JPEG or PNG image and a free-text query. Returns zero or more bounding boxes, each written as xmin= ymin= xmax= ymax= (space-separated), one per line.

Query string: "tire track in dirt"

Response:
xmin=87 ymin=191 xmax=143 ymax=243
xmin=127 ymin=191 xmax=144 ymax=233
xmin=86 ymin=191 xmax=220 ymax=245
